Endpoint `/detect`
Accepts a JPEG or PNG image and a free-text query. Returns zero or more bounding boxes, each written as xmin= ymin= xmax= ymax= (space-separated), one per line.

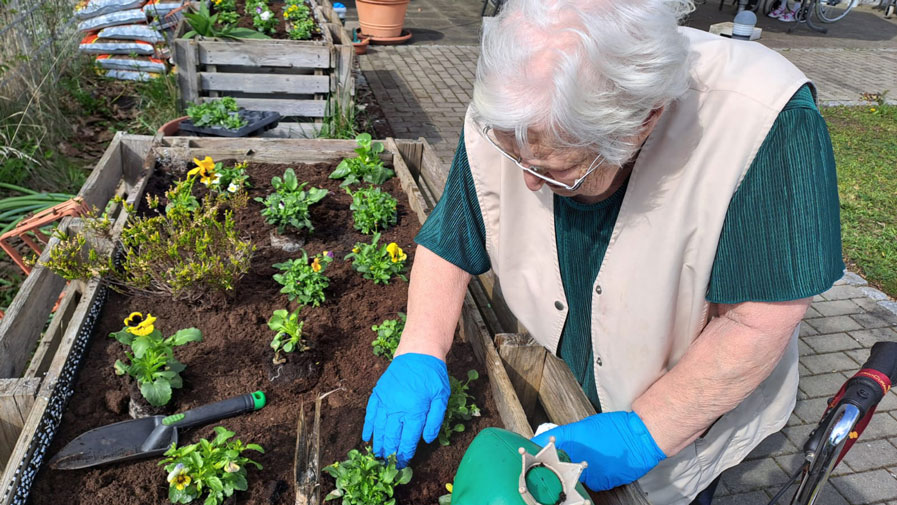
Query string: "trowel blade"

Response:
xmin=48 ymin=416 xmax=176 ymax=470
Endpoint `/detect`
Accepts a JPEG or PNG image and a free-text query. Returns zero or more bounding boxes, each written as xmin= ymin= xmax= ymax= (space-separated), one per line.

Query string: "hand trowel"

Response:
xmin=49 ymin=391 xmax=266 ymax=470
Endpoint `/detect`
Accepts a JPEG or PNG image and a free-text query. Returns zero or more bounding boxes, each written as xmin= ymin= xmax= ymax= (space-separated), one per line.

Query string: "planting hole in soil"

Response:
xmin=30 ymin=150 xmax=500 ymax=505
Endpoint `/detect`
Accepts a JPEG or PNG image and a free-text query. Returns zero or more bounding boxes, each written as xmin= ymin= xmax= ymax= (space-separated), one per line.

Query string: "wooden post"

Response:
xmin=494 ymin=333 xmax=547 ymax=417
xmin=174 ymin=37 xmax=200 ymax=110
xmin=294 ymin=396 xmax=321 ymax=505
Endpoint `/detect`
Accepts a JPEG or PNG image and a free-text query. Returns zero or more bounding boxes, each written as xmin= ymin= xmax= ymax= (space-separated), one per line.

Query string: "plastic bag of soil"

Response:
xmin=77 ymin=8 xmax=147 ymax=32
xmin=75 ymin=0 xmax=145 ymax=19
xmin=79 ymin=34 xmax=155 ymax=55
xmin=143 ymin=0 xmax=183 ymax=17
xmin=97 ymin=24 xmax=165 ymax=43
xmin=104 ymin=69 xmax=161 ymax=81
xmin=95 ymin=55 xmax=167 ymax=73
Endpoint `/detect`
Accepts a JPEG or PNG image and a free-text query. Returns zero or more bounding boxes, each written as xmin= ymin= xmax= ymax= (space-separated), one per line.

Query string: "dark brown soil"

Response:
xmin=228 ymin=0 xmax=325 ymax=41
xmin=29 ymin=160 xmax=499 ymax=504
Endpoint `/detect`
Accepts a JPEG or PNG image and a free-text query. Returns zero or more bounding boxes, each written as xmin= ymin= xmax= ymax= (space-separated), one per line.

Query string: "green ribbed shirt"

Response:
xmin=415 ymin=85 xmax=844 ymax=410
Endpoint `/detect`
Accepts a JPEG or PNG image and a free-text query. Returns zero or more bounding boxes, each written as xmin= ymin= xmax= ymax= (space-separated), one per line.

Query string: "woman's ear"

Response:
xmin=639 ymin=106 xmax=665 ymax=139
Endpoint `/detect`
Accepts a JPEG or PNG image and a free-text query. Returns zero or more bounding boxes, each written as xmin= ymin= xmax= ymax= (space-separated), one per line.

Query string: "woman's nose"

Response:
xmin=523 ymin=171 xmax=545 ymax=192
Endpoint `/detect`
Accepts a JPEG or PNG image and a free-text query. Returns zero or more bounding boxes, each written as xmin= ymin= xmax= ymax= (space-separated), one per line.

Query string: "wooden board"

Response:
xmin=0 ymin=379 xmax=38 ymax=472
xmin=200 ymin=97 xmax=327 ymax=118
xmin=200 ymin=73 xmax=330 ymax=95
xmin=198 ymin=42 xmax=330 ymax=68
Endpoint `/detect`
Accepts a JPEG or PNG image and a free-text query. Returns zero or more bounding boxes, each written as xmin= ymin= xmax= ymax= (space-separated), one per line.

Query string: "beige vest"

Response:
xmin=464 ymin=28 xmax=810 ymax=504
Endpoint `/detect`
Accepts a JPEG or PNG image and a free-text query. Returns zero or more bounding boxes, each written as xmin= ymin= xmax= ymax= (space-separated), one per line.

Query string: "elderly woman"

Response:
xmin=362 ymin=1 xmax=842 ymax=503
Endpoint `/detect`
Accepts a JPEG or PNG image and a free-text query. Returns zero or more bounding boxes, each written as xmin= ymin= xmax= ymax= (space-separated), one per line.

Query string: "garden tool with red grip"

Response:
xmin=768 ymin=341 xmax=897 ymax=505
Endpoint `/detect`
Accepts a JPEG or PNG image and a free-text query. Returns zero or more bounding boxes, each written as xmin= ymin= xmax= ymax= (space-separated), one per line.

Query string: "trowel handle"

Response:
xmin=163 ymin=391 xmax=267 ymax=430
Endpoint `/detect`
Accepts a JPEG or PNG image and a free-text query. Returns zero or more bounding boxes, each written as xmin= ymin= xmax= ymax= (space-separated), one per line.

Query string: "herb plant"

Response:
xmin=268 ymin=308 xmax=307 ymax=364
xmin=345 ymin=233 xmax=407 ymax=284
xmin=329 ymin=133 xmax=394 ymax=187
xmin=272 ymin=250 xmax=333 ymax=306
xmin=246 ymin=0 xmax=277 ymax=34
xmin=110 ymin=312 xmax=202 ymax=407
xmin=348 ymin=186 xmax=398 ymax=234
xmin=186 ymin=97 xmax=247 ymax=130
xmin=324 ymin=447 xmax=412 ymax=505
xmin=255 ymin=168 xmax=328 ymax=233
xmin=371 ymin=313 xmax=405 ymax=360
xmin=283 ymin=0 xmax=316 ymax=40
xmin=160 ymin=426 xmax=264 ymax=505
xmin=438 ymin=370 xmax=481 ymax=446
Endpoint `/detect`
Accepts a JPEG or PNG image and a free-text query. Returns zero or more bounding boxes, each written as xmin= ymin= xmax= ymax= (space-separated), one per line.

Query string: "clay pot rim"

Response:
xmin=356 ymin=27 xmax=412 ymax=45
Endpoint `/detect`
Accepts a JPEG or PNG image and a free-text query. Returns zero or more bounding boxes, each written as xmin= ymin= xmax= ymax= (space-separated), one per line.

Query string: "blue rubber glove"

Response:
xmin=531 ymin=411 xmax=666 ymax=491
xmin=362 ymin=353 xmax=450 ymax=468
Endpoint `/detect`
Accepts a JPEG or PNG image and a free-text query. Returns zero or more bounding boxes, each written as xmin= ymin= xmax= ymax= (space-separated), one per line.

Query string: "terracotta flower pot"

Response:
xmin=158 ymin=116 xmax=188 ymax=136
xmin=353 ymin=35 xmax=370 ymax=55
xmin=356 ymin=0 xmax=409 ymax=39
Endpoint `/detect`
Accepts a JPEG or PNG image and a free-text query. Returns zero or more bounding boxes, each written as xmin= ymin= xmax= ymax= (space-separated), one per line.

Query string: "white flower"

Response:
xmin=227 ymin=182 xmax=238 ymax=193
xmin=213 ymin=173 xmax=221 ymax=184
xmin=260 ymin=10 xmax=272 ymax=21
xmin=167 ymin=463 xmax=186 ymax=483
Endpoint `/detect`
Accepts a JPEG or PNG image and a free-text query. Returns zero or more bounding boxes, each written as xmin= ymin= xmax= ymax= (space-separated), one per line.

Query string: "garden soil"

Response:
xmin=29 ymin=160 xmax=500 ymax=504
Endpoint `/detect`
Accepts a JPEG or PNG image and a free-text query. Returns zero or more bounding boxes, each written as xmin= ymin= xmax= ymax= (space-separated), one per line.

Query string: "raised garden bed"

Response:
xmin=173 ymin=0 xmax=354 ymax=138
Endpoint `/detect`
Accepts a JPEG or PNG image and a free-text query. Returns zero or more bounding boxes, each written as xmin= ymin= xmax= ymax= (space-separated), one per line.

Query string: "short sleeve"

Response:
xmin=707 ymin=84 xmax=845 ymax=304
xmin=414 ymin=132 xmax=492 ymax=275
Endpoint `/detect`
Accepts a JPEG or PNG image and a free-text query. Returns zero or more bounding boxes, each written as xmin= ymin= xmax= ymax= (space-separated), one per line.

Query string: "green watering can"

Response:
xmin=447 ymin=427 xmax=594 ymax=505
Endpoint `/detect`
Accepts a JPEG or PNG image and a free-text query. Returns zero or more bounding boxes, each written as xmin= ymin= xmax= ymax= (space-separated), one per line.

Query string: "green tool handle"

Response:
xmin=162 ymin=391 xmax=266 ymax=429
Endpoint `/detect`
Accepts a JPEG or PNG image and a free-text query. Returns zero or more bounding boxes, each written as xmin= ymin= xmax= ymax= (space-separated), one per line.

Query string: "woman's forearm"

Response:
xmin=394 ymin=245 xmax=472 ymax=360
xmin=632 ymin=299 xmax=810 ymax=456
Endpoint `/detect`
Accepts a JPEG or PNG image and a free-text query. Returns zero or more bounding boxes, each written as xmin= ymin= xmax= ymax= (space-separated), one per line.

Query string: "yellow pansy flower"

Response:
xmin=352 ymin=246 xmax=359 ymax=254
xmin=386 ymin=243 xmax=406 ymax=263
xmin=167 ymin=464 xmax=192 ymax=490
xmin=125 ymin=312 xmax=157 ymax=336
xmin=188 ymin=156 xmax=217 ymax=185
xmin=311 ymin=257 xmax=322 ymax=272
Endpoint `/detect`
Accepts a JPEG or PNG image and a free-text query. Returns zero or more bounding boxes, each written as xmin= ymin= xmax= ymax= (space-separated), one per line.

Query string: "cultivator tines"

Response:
xmin=0 ymin=198 xmax=90 ymax=275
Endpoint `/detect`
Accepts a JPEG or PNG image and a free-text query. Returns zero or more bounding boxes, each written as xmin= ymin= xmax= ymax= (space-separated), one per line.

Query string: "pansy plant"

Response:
xmin=324 ymin=447 xmax=412 ymax=505
xmin=110 ymin=312 xmax=203 ymax=407
xmin=255 ymin=167 xmax=328 ymax=233
xmin=345 ymin=233 xmax=408 ymax=285
xmin=187 ymin=156 xmax=249 ymax=197
xmin=438 ymin=370 xmax=481 ymax=446
xmin=245 ymin=0 xmax=276 ymax=34
xmin=371 ymin=313 xmax=405 ymax=360
xmin=268 ymin=308 xmax=308 ymax=364
xmin=329 ymin=133 xmax=394 ymax=187
xmin=160 ymin=426 xmax=264 ymax=505
xmin=283 ymin=0 xmax=316 ymax=40
xmin=272 ymin=250 xmax=333 ymax=306
xmin=348 ymin=186 xmax=398 ymax=234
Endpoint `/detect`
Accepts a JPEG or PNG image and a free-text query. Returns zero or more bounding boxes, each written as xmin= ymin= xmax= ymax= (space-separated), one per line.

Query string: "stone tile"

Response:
xmin=801 ymin=322 xmax=821 ymax=337
xmin=850 ymin=311 xmax=897 ymax=330
xmin=861 ymin=413 xmax=897 ymax=441
xmin=800 ymin=372 xmax=849 ymax=398
xmin=831 ymin=469 xmax=897 ymax=504
xmin=721 ymin=458 xmax=792 ymax=493
xmin=794 ymin=396 xmax=832 ymax=423
xmin=859 ymin=287 xmax=890 ymax=301
xmin=713 ymin=491 xmax=770 ymax=505
xmin=786 ymin=413 xmax=804 ymax=427
xmin=802 ymin=352 xmax=861 ymax=374
xmin=849 ymin=327 xmax=897 ymax=348
xmin=807 ymin=316 xmax=865 ymax=334
xmin=821 ymin=285 xmax=867 ymax=301
xmin=879 ymin=391 xmax=897 ymax=413
xmin=842 ymin=440 xmax=897 ymax=472
xmin=807 ymin=485 xmax=851 ymax=505
xmin=782 ymin=423 xmax=817 ymax=448
xmin=803 ymin=333 xmax=863 ymax=353
xmin=745 ymin=432 xmax=799 ymax=460
xmin=800 ymin=339 xmax=816 ymax=357
xmin=840 ymin=272 xmax=869 ymax=287
xmin=879 ymin=301 xmax=897 ymax=317
xmin=805 ymin=306 xmax=823 ymax=319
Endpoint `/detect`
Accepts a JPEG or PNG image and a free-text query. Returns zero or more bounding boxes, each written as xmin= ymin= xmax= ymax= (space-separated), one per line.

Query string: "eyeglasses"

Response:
xmin=481 ymin=125 xmax=604 ymax=191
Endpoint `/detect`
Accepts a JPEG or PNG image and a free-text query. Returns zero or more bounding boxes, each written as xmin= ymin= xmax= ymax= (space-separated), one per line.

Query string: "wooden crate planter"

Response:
xmin=1 ymin=135 xmax=648 ymax=505
xmin=172 ymin=0 xmax=355 ymax=138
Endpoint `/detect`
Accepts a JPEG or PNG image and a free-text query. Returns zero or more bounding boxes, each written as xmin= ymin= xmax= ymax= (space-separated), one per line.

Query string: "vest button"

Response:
xmin=554 ymin=301 xmax=565 ymax=310
xmin=595 ymin=285 xmax=602 ymax=295
xmin=596 ymin=356 xmax=603 ymax=366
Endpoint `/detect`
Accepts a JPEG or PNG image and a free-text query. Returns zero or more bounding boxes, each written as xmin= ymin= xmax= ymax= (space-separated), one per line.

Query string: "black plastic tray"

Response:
xmin=178 ymin=109 xmax=281 ymax=137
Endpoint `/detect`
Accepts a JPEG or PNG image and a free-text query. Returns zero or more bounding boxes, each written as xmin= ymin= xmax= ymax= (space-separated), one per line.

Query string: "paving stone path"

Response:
xmin=358 ymin=17 xmax=897 ymax=505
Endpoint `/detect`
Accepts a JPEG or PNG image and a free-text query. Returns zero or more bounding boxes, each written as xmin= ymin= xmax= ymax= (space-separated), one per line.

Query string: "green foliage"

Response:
xmin=183 ymin=1 xmax=271 ymax=39
xmin=0 ymin=271 xmax=23 ymax=313
xmin=317 ymin=98 xmax=358 ymax=140
xmin=129 ymin=72 xmax=180 ymax=135
xmin=371 ymin=313 xmax=405 ymax=360
xmin=268 ymin=308 xmax=307 ymax=363
xmin=329 ymin=133 xmax=393 ymax=187
xmin=110 ymin=316 xmax=202 ymax=407
xmin=212 ymin=0 xmax=239 ymax=25
xmin=255 ymin=168 xmax=328 ymax=233
xmin=215 ymin=161 xmax=251 ymax=195
xmin=283 ymin=0 xmax=316 ymax=40
xmin=348 ymin=186 xmax=398 ymax=234
xmin=324 ymin=447 xmax=412 ymax=505
xmin=0 ymin=183 xmax=73 ymax=234
xmin=160 ymin=426 xmax=264 ymax=505
xmin=245 ymin=0 xmax=277 ymax=34
xmin=823 ymin=101 xmax=897 ymax=297
xmin=438 ymin=370 xmax=481 ymax=446
xmin=272 ymin=250 xmax=333 ymax=306
xmin=41 ymin=181 xmax=255 ymax=301
xmin=345 ymin=233 xmax=407 ymax=285
xmin=186 ymin=97 xmax=247 ymax=130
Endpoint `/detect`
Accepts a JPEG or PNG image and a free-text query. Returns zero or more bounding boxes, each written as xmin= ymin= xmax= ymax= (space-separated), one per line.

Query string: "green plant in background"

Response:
xmin=272 ymin=250 xmax=334 ymax=306
xmin=823 ymin=100 xmax=897 ymax=297
xmin=256 ymin=168 xmax=328 ymax=233
xmin=130 ymin=72 xmax=181 ymax=135
xmin=348 ymin=186 xmax=398 ymax=234
xmin=438 ymin=370 xmax=481 ymax=446
xmin=109 ymin=312 xmax=202 ymax=406
xmin=283 ymin=0 xmax=316 ymax=40
xmin=345 ymin=233 xmax=407 ymax=285
xmin=268 ymin=308 xmax=307 ymax=364
xmin=186 ymin=97 xmax=247 ymax=130
xmin=245 ymin=0 xmax=277 ymax=34
xmin=324 ymin=447 xmax=412 ymax=505
xmin=329 ymin=133 xmax=393 ymax=187
xmin=317 ymin=98 xmax=359 ymax=140
xmin=371 ymin=313 xmax=405 ymax=360
xmin=212 ymin=0 xmax=239 ymax=25
xmin=0 ymin=182 xmax=74 ymax=234
xmin=160 ymin=426 xmax=264 ymax=505
xmin=183 ymin=1 xmax=270 ymax=39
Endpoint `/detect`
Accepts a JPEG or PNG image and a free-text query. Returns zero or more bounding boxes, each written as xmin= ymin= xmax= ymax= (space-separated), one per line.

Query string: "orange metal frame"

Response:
xmin=0 ymin=198 xmax=90 ymax=275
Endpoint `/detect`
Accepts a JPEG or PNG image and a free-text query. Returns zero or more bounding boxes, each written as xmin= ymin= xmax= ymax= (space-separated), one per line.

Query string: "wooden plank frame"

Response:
xmin=171 ymin=0 xmax=355 ymax=132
